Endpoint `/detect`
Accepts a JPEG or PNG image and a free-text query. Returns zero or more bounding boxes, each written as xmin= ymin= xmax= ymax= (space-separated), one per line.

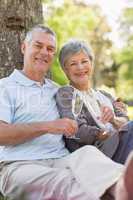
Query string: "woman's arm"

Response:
xmin=56 ymin=86 xmax=108 ymax=145
xmin=100 ymin=90 xmax=128 ymax=129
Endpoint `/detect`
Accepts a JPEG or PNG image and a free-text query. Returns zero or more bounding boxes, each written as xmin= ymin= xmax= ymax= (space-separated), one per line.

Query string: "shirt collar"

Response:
xmin=9 ymin=69 xmax=55 ymax=88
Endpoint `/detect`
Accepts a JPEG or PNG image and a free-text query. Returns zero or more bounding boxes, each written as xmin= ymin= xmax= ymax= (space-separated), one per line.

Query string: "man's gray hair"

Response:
xmin=59 ymin=39 xmax=94 ymax=68
xmin=25 ymin=24 xmax=56 ymax=42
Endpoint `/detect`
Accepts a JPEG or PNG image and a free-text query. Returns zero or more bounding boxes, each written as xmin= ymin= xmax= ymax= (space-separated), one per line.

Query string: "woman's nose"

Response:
xmin=77 ymin=63 xmax=84 ymax=69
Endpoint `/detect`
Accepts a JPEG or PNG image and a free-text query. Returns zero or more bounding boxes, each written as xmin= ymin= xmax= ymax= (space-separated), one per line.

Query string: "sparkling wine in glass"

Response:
xmin=69 ymin=91 xmax=83 ymax=139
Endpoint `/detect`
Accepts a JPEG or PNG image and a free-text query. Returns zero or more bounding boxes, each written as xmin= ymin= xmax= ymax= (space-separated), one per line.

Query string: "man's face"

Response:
xmin=21 ymin=31 xmax=56 ymax=75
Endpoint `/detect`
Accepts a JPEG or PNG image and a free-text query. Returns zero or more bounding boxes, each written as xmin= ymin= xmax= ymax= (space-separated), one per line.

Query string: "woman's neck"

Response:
xmin=70 ymin=81 xmax=91 ymax=91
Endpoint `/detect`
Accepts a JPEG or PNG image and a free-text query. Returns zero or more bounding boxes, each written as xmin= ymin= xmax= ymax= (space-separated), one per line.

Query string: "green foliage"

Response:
xmin=116 ymin=79 xmax=133 ymax=101
xmin=51 ymin=58 xmax=69 ymax=85
xmin=121 ymin=8 xmax=133 ymax=30
xmin=117 ymin=62 xmax=133 ymax=80
xmin=115 ymin=60 xmax=133 ymax=101
xmin=113 ymin=7 xmax=133 ymax=101
xmin=128 ymin=106 xmax=133 ymax=120
xmin=0 ymin=195 xmax=7 ymax=200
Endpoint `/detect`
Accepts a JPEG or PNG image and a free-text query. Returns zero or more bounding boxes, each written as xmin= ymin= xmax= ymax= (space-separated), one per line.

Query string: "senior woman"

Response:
xmin=56 ymin=39 xmax=133 ymax=164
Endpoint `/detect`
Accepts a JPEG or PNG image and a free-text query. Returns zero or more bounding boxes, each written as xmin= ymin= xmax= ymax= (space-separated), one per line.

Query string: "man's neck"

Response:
xmin=22 ymin=69 xmax=45 ymax=85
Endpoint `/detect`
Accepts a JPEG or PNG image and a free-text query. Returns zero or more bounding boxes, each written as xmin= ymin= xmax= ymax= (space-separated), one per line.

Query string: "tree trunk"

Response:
xmin=0 ymin=0 xmax=43 ymax=78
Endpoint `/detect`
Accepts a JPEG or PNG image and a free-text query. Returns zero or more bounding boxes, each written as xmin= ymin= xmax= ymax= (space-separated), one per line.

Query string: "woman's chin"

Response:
xmin=72 ymin=81 xmax=89 ymax=90
xmin=77 ymin=77 xmax=89 ymax=84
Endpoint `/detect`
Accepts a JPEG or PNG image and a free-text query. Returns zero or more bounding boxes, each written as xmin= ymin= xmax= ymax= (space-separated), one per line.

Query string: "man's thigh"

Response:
xmin=0 ymin=160 xmax=95 ymax=200
xmin=0 ymin=160 xmax=64 ymax=195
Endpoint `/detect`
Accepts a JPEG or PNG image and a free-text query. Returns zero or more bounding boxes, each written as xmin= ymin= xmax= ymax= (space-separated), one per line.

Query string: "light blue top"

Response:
xmin=0 ymin=69 xmax=69 ymax=161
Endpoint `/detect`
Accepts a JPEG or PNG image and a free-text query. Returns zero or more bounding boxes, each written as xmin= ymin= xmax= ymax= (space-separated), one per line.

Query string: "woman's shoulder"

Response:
xmin=57 ymin=85 xmax=74 ymax=95
xmin=95 ymin=89 xmax=114 ymax=101
xmin=55 ymin=85 xmax=74 ymax=110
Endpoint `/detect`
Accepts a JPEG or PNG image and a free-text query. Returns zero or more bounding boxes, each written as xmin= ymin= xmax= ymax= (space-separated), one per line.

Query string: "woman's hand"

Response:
xmin=100 ymin=106 xmax=114 ymax=124
xmin=113 ymin=98 xmax=127 ymax=114
xmin=96 ymin=130 xmax=110 ymax=141
xmin=99 ymin=104 xmax=128 ymax=129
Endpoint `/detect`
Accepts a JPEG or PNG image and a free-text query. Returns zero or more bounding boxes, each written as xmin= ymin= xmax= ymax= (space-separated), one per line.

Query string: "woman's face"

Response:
xmin=64 ymin=51 xmax=93 ymax=89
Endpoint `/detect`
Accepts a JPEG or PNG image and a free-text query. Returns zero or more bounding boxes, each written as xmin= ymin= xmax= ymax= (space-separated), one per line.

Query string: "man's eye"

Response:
xmin=47 ymin=48 xmax=55 ymax=54
xmin=34 ymin=44 xmax=41 ymax=48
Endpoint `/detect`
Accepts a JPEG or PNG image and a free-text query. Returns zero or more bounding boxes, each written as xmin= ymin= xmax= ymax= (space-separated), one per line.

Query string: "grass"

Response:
xmin=0 ymin=197 xmax=7 ymax=200
xmin=127 ymin=106 xmax=133 ymax=120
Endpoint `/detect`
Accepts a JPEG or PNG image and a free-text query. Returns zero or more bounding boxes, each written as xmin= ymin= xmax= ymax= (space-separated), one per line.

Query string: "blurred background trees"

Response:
xmin=114 ymin=7 xmax=133 ymax=103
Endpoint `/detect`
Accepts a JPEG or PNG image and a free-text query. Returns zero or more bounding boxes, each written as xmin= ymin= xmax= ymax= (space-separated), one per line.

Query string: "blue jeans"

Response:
xmin=113 ymin=121 xmax=133 ymax=164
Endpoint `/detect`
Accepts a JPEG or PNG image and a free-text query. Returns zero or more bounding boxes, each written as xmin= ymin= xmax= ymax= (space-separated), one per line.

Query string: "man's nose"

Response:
xmin=40 ymin=47 xmax=48 ymax=55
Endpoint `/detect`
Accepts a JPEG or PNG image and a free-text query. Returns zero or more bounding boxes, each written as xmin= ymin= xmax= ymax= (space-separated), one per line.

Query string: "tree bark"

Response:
xmin=0 ymin=0 xmax=43 ymax=78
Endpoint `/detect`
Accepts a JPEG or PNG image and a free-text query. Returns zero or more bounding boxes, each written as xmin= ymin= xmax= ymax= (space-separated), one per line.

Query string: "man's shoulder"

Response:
xmin=0 ymin=73 xmax=18 ymax=95
xmin=46 ymin=79 xmax=60 ymax=89
xmin=0 ymin=76 xmax=12 ymax=87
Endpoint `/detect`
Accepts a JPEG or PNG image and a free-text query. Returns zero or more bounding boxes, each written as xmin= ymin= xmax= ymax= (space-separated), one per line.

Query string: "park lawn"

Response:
xmin=0 ymin=196 xmax=7 ymax=200
xmin=128 ymin=106 xmax=133 ymax=120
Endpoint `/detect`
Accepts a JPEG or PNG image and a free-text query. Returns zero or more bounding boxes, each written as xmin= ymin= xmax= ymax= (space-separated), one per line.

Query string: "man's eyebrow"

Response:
xmin=33 ymin=41 xmax=42 ymax=45
xmin=33 ymin=40 xmax=56 ymax=49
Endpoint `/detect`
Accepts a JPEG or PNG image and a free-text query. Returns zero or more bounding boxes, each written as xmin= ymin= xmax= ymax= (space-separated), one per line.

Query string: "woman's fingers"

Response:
xmin=100 ymin=106 xmax=114 ymax=123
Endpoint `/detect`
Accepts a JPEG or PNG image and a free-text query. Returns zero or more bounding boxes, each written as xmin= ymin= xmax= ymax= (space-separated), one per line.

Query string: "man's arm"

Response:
xmin=0 ymin=118 xmax=78 ymax=145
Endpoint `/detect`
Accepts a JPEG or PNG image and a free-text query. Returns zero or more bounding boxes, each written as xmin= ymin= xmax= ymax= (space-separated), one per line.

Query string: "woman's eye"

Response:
xmin=82 ymin=60 xmax=89 ymax=64
xmin=70 ymin=63 xmax=77 ymax=66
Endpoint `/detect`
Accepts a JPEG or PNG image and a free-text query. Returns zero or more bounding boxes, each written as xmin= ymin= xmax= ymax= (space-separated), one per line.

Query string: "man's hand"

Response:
xmin=47 ymin=118 xmax=78 ymax=137
xmin=0 ymin=119 xmax=78 ymax=145
xmin=100 ymin=106 xmax=114 ymax=124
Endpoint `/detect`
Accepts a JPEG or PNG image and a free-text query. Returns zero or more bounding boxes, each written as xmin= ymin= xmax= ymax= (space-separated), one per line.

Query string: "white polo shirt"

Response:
xmin=0 ymin=69 xmax=69 ymax=161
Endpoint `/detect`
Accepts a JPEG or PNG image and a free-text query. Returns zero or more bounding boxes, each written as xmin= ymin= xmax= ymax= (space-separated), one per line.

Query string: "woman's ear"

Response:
xmin=63 ymin=68 xmax=69 ymax=78
xmin=63 ymin=67 xmax=67 ymax=73
xmin=63 ymin=66 xmax=68 ymax=74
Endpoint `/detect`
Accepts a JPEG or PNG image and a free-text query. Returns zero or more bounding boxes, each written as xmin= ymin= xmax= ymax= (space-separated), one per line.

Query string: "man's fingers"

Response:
xmin=62 ymin=118 xmax=78 ymax=136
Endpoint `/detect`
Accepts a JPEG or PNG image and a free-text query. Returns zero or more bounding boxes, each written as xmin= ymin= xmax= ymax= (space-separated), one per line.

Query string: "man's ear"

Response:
xmin=21 ymin=42 xmax=26 ymax=55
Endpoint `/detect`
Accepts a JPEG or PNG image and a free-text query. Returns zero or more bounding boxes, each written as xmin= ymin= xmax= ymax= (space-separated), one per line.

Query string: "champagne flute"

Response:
xmin=69 ymin=91 xmax=83 ymax=139
xmin=72 ymin=92 xmax=83 ymax=119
